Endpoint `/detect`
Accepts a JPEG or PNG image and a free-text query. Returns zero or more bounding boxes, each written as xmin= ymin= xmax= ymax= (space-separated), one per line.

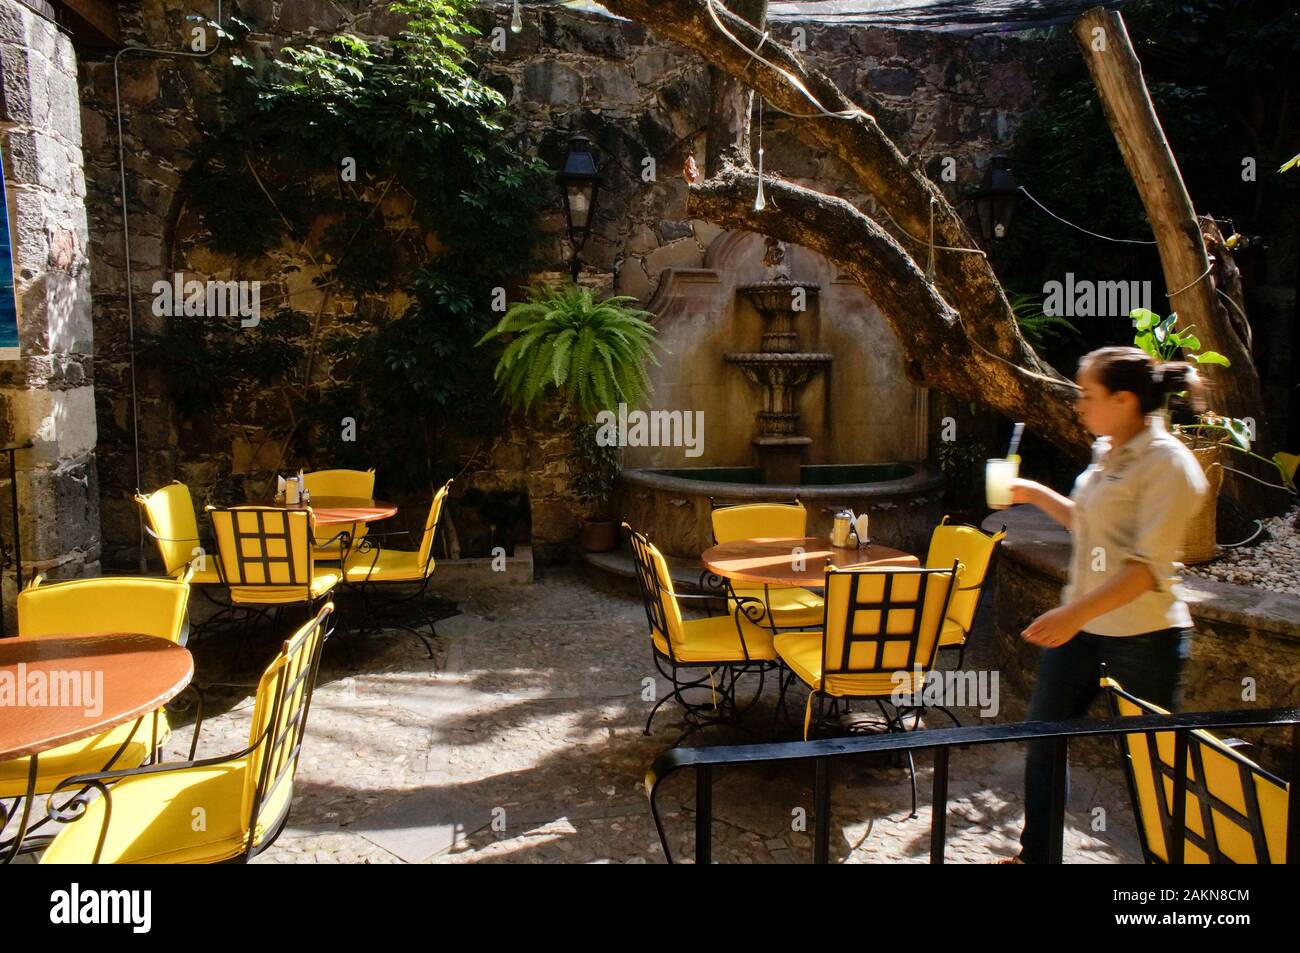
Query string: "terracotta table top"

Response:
xmin=259 ymin=497 xmax=399 ymax=527
xmin=0 ymin=635 xmax=194 ymax=762
xmin=701 ymin=536 xmax=919 ymax=588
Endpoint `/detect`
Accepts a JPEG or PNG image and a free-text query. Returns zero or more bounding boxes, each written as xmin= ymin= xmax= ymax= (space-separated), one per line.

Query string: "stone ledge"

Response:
xmin=982 ymin=504 xmax=1300 ymax=642
xmin=429 ymin=544 xmax=534 ymax=591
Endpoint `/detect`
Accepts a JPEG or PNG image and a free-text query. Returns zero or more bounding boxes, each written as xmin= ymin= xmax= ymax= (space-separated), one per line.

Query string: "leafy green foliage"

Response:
xmin=478 ymin=285 xmax=663 ymax=418
xmin=567 ymin=419 xmax=622 ymax=514
xmin=175 ymin=0 xmax=550 ymax=489
xmin=1130 ymin=308 xmax=1229 ymax=366
xmin=1008 ymin=290 xmax=1082 ymax=350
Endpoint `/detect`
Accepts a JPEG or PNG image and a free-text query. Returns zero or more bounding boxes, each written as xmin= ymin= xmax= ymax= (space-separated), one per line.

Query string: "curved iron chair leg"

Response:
xmin=646 ymin=663 xmax=713 ymax=736
xmin=644 ymin=691 xmax=677 ymax=736
xmin=731 ymin=663 xmax=767 ymax=722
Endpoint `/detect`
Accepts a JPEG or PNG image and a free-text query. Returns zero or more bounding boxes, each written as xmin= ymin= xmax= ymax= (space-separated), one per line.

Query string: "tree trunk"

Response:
xmin=704 ymin=0 xmax=767 ymax=177
xmin=1074 ymin=7 xmax=1276 ymax=513
xmin=1073 ymin=9 xmax=1265 ymax=430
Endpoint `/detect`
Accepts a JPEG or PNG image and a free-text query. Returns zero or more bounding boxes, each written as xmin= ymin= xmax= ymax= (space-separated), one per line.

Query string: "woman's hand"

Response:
xmin=1009 ymin=478 xmax=1046 ymax=506
xmin=1021 ymin=604 xmax=1085 ymax=647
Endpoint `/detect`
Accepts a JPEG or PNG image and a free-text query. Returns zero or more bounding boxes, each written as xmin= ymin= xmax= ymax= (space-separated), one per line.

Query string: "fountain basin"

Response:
xmin=619 ymin=463 xmax=945 ymax=559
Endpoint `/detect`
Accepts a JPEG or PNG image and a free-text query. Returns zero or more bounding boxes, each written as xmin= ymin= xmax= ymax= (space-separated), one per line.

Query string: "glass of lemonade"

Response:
xmin=985 ymin=458 xmax=1019 ymax=509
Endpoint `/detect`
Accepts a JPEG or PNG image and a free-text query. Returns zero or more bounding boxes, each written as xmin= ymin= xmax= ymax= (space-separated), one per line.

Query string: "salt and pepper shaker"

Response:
xmin=855 ymin=512 xmax=870 ymax=548
xmin=831 ymin=509 xmax=853 ymax=548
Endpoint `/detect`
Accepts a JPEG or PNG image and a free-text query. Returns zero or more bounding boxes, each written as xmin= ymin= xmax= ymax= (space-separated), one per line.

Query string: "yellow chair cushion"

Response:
xmin=938 ymin=617 xmax=966 ymax=648
xmin=226 ymin=569 xmax=340 ymax=605
xmin=39 ymin=755 xmax=291 ymax=865
xmin=342 ymin=549 xmax=430 ymax=584
xmin=774 ymin=631 xmax=924 ymax=698
xmin=0 ymin=716 xmax=169 ymax=800
xmin=1109 ymin=682 xmax=1288 ymax=864
xmin=732 ymin=585 xmax=823 ymax=628
xmin=653 ymin=611 xmax=777 ymax=664
xmin=711 ymin=502 xmax=807 ymax=543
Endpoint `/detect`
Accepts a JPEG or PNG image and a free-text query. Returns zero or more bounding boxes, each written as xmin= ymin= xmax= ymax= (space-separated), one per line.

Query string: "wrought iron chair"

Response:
xmin=135 ymin=481 xmax=233 ymax=636
xmin=135 ymin=481 xmax=224 ymax=586
xmin=924 ymin=516 xmax=1006 ymax=669
xmin=0 ymin=572 xmax=199 ymax=862
xmin=774 ymin=562 xmax=958 ymax=815
xmin=303 ymin=467 xmax=376 ymax=561
xmin=206 ymin=505 xmax=341 ymax=621
xmin=39 ymin=603 xmax=334 ymax=864
xmin=626 ymin=523 xmax=776 ymax=746
xmin=340 ymin=479 xmax=452 ymax=658
xmin=1104 ymin=677 xmax=1289 ymax=864
xmin=707 ymin=497 xmax=824 ymax=632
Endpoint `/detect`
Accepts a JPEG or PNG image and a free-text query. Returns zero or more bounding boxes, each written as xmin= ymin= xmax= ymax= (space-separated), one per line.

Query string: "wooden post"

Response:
xmin=1073 ymin=8 xmax=1266 ymax=441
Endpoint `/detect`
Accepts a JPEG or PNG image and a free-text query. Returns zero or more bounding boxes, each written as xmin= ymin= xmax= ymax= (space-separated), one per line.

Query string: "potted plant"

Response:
xmin=569 ymin=420 xmax=622 ymax=552
xmin=478 ymin=283 xmax=662 ymax=552
xmin=1129 ymin=308 xmax=1300 ymax=560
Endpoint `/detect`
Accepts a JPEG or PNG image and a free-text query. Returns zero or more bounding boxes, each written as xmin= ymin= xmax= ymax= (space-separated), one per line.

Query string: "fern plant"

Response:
xmin=477 ymin=285 xmax=662 ymax=417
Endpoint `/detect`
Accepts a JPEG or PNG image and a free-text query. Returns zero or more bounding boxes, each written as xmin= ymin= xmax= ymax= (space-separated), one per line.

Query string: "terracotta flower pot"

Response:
xmin=580 ymin=518 xmax=619 ymax=553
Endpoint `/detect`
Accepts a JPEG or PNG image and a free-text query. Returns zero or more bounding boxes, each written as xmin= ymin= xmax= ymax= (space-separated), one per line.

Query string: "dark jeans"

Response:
xmin=1019 ymin=627 xmax=1192 ymax=863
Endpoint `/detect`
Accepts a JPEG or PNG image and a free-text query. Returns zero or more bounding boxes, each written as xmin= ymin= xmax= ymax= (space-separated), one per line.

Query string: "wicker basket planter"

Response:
xmin=1179 ymin=441 xmax=1225 ymax=565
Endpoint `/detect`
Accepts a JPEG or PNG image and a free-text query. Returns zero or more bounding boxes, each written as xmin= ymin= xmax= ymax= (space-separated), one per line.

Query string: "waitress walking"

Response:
xmin=1005 ymin=346 xmax=1209 ymax=864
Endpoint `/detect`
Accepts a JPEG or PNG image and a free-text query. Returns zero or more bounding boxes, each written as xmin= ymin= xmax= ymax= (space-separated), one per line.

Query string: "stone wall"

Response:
xmin=78 ymin=1 xmax=1066 ymax=568
xmin=0 ymin=0 xmax=99 ymax=622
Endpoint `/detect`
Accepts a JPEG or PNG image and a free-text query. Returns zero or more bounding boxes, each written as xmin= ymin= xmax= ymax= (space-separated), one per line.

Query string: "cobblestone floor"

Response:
xmin=31 ymin=568 xmax=1144 ymax=864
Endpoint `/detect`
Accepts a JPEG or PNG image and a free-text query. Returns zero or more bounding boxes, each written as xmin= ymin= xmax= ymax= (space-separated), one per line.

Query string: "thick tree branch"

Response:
xmin=602 ymin=0 xmax=1047 ymax=374
xmin=690 ymin=169 xmax=1090 ymax=453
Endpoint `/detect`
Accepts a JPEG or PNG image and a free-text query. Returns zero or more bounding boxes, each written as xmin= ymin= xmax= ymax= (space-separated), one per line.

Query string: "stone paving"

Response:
xmin=33 ymin=568 xmax=1144 ymax=864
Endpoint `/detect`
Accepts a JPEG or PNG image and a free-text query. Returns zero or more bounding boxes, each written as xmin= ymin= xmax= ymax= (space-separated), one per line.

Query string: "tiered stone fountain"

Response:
xmin=726 ymin=242 xmax=832 ymax=484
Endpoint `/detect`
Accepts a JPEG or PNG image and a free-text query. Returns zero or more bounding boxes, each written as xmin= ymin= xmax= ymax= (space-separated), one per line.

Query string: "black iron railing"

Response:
xmin=644 ymin=708 xmax=1300 ymax=864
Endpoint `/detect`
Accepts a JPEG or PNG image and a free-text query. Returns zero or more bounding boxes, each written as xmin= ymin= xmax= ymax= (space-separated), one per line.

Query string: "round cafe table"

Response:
xmin=0 ymin=634 xmax=193 ymax=862
xmin=260 ymin=496 xmax=399 ymax=527
xmin=701 ymin=536 xmax=919 ymax=588
xmin=0 ymin=634 xmax=194 ymax=762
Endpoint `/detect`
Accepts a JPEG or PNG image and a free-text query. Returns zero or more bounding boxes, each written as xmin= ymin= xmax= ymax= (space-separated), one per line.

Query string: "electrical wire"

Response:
xmin=1017 ymin=186 xmax=1157 ymax=245
xmin=1218 ymin=520 xmax=1264 ymax=549
xmin=115 ymin=3 xmax=225 ymax=570
xmin=704 ymin=0 xmax=870 ymax=121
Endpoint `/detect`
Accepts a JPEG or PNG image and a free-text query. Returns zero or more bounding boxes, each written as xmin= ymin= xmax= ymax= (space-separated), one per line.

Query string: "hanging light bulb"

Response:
xmin=510 ymin=0 xmax=524 ymax=33
xmin=754 ymin=146 xmax=766 ymax=212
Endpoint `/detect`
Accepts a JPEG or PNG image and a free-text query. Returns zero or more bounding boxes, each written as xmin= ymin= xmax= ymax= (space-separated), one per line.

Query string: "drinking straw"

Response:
xmin=1007 ymin=422 xmax=1025 ymax=459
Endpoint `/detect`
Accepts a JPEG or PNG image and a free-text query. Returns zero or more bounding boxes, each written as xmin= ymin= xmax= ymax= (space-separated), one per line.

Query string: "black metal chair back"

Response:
xmin=207 ymin=506 xmax=315 ymax=603
xmin=819 ymin=563 xmax=958 ymax=681
xmin=1105 ymin=678 xmax=1289 ymax=864
xmin=624 ymin=523 xmax=683 ymax=663
xmin=244 ymin=602 xmax=333 ymax=854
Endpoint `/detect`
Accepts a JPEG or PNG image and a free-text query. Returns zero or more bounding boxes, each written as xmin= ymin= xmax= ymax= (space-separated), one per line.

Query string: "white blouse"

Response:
xmin=1062 ymin=415 xmax=1209 ymax=636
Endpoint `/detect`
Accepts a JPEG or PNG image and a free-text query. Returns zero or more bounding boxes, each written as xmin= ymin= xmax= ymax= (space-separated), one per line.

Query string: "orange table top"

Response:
xmin=701 ymin=536 xmax=918 ymax=588
xmin=0 ymin=634 xmax=193 ymax=761
xmin=259 ymin=497 xmax=399 ymax=526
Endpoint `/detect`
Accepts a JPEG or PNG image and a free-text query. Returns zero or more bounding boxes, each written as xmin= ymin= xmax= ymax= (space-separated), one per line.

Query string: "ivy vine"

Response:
xmin=148 ymin=0 xmax=551 ymax=490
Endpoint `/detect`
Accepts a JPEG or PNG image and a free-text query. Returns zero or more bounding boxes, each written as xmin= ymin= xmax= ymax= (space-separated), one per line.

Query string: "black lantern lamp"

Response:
xmin=558 ymin=136 xmax=602 ymax=281
xmin=973 ymin=155 xmax=1019 ymax=241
